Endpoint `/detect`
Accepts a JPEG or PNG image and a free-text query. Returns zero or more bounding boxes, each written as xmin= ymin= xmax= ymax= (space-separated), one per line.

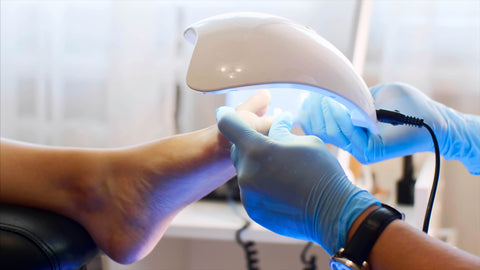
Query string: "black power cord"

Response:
xmin=235 ymin=221 xmax=260 ymax=270
xmin=376 ymin=109 xmax=440 ymax=233
xmin=300 ymin=242 xmax=317 ymax=270
xmin=226 ymin=175 xmax=260 ymax=270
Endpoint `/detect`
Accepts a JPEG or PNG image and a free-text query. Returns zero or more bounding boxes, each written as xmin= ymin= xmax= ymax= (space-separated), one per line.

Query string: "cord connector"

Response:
xmin=376 ymin=109 xmax=424 ymax=127
xmin=375 ymin=109 xmax=440 ymax=234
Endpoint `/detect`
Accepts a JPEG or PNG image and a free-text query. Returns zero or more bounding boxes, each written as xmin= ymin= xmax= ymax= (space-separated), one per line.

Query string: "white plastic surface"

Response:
xmin=184 ymin=12 xmax=378 ymax=133
xmin=165 ymin=201 xmax=302 ymax=243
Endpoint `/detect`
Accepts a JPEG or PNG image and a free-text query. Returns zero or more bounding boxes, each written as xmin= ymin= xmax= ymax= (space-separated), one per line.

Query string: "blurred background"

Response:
xmin=1 ymin=0 xmax=479 ymax=269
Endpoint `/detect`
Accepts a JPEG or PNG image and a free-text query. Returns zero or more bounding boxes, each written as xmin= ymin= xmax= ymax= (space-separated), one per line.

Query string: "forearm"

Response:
xmin=347 ymin=207 xmax=480 ymax=270
xmin=371 ymin=220 xmax=480 ymax=269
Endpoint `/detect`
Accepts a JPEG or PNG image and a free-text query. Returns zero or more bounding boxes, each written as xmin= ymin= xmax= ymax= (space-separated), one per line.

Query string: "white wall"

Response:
xmin=1 ymin=1 xmax=179 ymax=147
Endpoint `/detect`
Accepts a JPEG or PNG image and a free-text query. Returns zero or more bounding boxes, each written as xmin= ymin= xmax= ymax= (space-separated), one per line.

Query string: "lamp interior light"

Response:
xmin=184 ymin=12 xmax=378 ymax=133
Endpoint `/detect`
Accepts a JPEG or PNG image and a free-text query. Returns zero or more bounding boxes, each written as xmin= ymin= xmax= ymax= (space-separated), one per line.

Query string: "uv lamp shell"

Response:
xmin=184 ymin=12 xmax=378 ymax=133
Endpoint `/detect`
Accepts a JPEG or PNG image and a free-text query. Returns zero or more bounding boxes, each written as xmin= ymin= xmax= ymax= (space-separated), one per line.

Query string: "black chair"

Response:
xmin=0 ymin=204 xmax=100 ymax=270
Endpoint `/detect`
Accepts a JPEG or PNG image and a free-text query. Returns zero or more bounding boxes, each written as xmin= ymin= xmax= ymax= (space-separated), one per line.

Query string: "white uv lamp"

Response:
xmin=184 ymin=12 xmax=378 ymax=133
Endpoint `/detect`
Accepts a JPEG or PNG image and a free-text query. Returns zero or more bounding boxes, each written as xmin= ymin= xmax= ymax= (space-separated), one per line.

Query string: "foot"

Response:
xmin=73 ymin=90 xmax=272 ymax=264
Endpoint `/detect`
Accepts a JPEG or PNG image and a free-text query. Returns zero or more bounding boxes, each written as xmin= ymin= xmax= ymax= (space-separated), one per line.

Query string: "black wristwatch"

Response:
xmin=329 ymin=204 xmax=403 ymax=270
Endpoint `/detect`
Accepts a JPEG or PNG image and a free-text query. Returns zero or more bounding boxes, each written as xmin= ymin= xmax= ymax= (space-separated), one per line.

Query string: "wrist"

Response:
xmin=346 ymin=204 xmax=379 ymax=244
xmin=331 ymin=204 xmax=403 ymax=270
xmin=311 ymin=174 xmax=380 ymax=255
xmin=335 ymin=191 xmax=380 ymax=254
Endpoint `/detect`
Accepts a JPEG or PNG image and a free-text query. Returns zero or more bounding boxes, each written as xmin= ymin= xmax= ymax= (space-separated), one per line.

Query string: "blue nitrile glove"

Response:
xmin=216 ymin=107 xmax=380 ymax=255
xmin=299 ymin=82 xmax=480 ymax=175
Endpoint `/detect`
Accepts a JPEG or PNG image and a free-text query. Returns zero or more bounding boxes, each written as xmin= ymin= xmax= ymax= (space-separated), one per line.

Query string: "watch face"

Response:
xmin=329 ymin=257 xmax=362 ymax=270
xmin=329 ymin=260 xmax=353 ymax=270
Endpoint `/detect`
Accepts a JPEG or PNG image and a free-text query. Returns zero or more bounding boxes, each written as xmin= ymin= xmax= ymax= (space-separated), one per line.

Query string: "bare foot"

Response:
xmin=74 ymin=90 xmax=272 ymax=264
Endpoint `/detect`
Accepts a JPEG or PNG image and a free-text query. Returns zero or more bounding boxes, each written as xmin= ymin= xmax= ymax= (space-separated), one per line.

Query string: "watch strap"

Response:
xmin=341 ymin=204 xmax=403 ymax=267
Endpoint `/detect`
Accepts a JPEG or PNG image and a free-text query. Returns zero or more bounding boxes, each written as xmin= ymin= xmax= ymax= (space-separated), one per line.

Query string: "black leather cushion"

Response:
xmin=0 ymin=204 xmax=99 ymax=270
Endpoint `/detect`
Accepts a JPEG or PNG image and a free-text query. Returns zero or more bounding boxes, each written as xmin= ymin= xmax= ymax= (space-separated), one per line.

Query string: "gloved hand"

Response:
xmin=299 ymin=82 xmax=480 ymax=175
xmin=216 ymin=107 xmax=379 ymax=255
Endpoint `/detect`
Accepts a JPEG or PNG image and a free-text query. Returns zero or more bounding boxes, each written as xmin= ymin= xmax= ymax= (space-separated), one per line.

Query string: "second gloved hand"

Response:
xmin=299 ymin=82 xmax=480 ymax=175
xmin=216 ymin=107 xmax=379 ymax=255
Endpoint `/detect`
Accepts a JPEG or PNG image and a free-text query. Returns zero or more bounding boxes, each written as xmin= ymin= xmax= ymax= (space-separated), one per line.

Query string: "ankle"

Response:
xmin=63 ymin=149 xmax=112 ymax=221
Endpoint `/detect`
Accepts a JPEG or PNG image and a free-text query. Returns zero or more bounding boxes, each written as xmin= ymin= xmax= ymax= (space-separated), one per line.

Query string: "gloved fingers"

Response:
xmin=299 ymin=93 xmax=326 ymax=138
xmin=268 ymin=112 xmax=296 ymax=142
xmin=300 ymin=92 xmax=384 ymax=163
xmin=322 ymin=97 xmax=354 ymax=149
xmin=348 ymin=127 xmax=379 ymax=164
xmin=230 ymin=144 xmax=239 ymax=167
xmin=216 ymin=106 xmax=267 ymax=149
xmin=302 ymin=94 xmax=354 ymax=148
xmin=314 ymin=94 xmax=380 ymax=164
